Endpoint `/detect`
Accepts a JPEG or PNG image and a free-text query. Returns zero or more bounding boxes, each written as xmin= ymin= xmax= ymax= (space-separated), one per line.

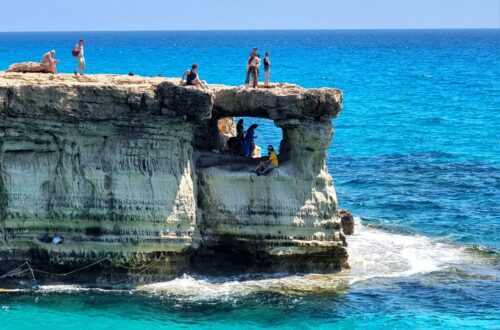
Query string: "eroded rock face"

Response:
xmin=6 ymin=62 xmax=52 ymax=74
xmin=0 ymin=73 xmax=346 ymax=283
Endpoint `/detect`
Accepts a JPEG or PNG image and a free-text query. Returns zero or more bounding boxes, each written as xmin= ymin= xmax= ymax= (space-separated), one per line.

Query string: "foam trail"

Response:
xmin=137 ymin=217 xmax=475 ymax=298
xmin=9 ymin=217 xmax=478 ymax=297
xmin=346 ymin=217 xmax=472 ymax=283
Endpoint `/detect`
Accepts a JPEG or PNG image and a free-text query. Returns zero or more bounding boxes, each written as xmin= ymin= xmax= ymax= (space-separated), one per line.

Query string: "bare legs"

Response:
xmin=47 ymin=59 xmax=60 ymax=74
xmin=245 ymin=66 xmax=259 ymax=88
xmin=252 ymin=161 xmax=272 ymax=175
xmin=192 ymin=78 xmax=208 ymax=87
xmin=264 ymin=70 xmax=270 ymax=87
xmin=50 ymin=62 xmax=57 ymax=74
xmin=253 ymin=68 xmax=259 ymax=88
xmin=75 ymin=58 xmax=85 ymax=76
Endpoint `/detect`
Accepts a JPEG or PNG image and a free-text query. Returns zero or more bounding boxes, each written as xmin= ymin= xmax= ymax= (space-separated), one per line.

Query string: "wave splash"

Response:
xmin=29 ymin=218 xmax=485 ymax=298
xmin=134 ymin=218 xmax=478 ymax=298
xmin=346 ymin=217 xmax=473 ymax=282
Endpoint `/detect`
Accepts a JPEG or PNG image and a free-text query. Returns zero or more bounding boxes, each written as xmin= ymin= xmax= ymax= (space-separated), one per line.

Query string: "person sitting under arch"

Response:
xmin=252 ymin=145 xmax=279 ymax=176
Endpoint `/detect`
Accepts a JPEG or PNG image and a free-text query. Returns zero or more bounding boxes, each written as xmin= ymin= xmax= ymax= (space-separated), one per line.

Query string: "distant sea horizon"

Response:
xmin=0 ymin=27 xmax=498 ymax=33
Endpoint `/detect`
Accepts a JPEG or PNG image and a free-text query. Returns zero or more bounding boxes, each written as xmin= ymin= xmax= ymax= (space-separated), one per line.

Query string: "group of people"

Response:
xmin=39 ymin=43 xmax=272 ymax=89
xmin=180 ymin=47 xmax=271 ymax=89
xmin=245 ymin=47 xmax=271 ymax=88
xmin=227 ymin=119 xmax=278 ymax=176
xmin=40 ymin=39 xmax=85 ymax=75
xmin=228 ymin=119 xmax=257 ymax=156
xmin=38 ymin=43 xmax=278 ymax=175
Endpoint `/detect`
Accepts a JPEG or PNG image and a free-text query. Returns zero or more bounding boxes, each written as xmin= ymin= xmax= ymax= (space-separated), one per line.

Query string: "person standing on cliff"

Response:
xmin=245 ymin=53 xmax=261 ymax=88
xmin=263 ymin=51 xmax=271 ymax=87
xmin=73 ymin=39 xmax=86 ymax=76
xmin=245 ymin=47 xmax=261 ymax=88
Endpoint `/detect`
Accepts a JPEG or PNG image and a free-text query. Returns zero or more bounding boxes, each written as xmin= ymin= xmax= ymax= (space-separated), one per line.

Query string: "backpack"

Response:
xmin=72 ymin=47 xmax=80 ymax=57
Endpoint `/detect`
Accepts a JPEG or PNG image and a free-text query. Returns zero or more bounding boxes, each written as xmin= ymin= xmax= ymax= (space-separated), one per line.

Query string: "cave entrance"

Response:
xmin=216 ymin=117 xmax=284 ymax=158
xmin=195 ymin=116 xmax=289 ymax=171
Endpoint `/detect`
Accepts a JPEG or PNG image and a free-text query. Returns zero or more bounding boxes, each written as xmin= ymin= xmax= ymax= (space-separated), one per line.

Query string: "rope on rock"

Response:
xmin=0 ymin=258 xmax=162 ymax=289
xmin=0 ymin=262 xmax=29 ymax=279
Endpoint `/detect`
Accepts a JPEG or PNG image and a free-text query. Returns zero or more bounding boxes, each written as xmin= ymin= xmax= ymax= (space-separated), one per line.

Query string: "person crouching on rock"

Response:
xmin=40 ymin=50 xmax=60 ymax=74
xmin=252 ymin=145 xmax=279 ymax=176
xmin=181 ymin=64 xmax=208 ymax=87
xmin=73 ymin=39 xmax=86 ymax=76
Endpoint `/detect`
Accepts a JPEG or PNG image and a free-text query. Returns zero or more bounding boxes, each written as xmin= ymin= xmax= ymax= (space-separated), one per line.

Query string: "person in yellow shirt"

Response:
xmin=252 ymin=145 xmax=278 ymax=176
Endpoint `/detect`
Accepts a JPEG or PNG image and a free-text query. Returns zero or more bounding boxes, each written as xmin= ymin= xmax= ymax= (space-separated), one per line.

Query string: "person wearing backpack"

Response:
xmin=73 ymin=39 xmax=85 ymax=76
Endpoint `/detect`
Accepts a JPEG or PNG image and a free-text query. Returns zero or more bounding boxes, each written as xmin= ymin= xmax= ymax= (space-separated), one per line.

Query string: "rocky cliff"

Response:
xmin=0 ymin=73 xmax=345 ymax=284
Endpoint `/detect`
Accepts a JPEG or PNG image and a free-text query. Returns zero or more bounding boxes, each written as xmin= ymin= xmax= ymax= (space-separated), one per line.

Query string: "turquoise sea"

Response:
xmin=0 ymin=30 xmax=499 ymax=329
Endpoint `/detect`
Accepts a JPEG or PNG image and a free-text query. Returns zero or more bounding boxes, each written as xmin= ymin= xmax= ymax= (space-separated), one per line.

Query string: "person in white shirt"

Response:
xmin=245 ymin=52 xmax=261 ymax=88
xmin=74 ymin=39 xmax=86 ymax=76
xmin=40 ymin=50 xmax=60 ymax=74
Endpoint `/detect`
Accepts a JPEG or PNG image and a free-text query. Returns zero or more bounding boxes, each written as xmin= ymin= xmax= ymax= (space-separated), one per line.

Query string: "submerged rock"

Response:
xmin=0 ymin=73 xmax=346 ymax=283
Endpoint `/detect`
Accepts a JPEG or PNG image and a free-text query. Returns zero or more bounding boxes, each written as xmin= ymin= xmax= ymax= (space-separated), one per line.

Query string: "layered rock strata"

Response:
xmin=0 ymin=73 xmax=345 ymax=283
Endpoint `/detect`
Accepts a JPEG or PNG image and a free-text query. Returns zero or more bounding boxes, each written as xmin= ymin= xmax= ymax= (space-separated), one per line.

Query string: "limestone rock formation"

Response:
xmin=0 ymin=73 xmax=346 ymax=283
xmin=6 ymin=62 xmax=52 ymax=73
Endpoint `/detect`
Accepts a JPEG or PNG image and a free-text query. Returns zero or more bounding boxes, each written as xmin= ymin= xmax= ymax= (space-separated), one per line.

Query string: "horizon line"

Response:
xmin=0 ymin=27 xmax=498 ymax=33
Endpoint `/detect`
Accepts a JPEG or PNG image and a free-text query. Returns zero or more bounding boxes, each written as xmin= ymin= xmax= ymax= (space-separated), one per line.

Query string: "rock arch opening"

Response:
xmin=194 ymin=115 xmax=291 ymax=171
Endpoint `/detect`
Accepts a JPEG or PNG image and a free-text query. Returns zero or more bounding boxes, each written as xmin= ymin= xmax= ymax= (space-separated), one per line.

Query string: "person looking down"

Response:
xmin=252 ymin=145 xmax=279 ymax=176
xmin=40 ymin=50 xmax=60 ymax=74
xmin=181 ymin=64 xmax=208 ymax=87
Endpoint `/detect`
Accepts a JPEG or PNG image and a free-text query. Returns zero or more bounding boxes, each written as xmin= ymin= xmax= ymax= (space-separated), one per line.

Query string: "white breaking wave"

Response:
xmin=346 ymin=217 xmax=472 ymax=283
xmin=20 ymin=217 xmax=477 ymax=298
xmin=136 ymin=217 xmax=475 ymax=298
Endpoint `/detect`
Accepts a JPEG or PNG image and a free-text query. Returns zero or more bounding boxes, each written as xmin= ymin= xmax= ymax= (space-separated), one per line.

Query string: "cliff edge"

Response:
xmin=0 ymin=73 xmax=345 ymax=284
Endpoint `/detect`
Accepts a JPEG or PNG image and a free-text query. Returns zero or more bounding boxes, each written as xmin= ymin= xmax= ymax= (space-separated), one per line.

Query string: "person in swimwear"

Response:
xmin=181 ymin=64 xmax=207 ymax=86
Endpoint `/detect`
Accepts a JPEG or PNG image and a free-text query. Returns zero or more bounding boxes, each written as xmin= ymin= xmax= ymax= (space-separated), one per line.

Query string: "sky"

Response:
xmin=0 ymin=0 xmax=498 ymax=32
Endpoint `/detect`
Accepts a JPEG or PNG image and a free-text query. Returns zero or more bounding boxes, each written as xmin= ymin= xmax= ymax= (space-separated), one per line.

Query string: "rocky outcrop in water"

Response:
xmin=0 ymin=73 xmax=345 ymax=283
xmin=340 ymin=210 xmax=355 ymax=235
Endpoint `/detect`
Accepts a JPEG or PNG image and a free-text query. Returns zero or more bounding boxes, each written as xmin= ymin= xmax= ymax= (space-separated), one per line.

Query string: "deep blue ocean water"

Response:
xmin=0 ymin=30 xmax=499 ymax=329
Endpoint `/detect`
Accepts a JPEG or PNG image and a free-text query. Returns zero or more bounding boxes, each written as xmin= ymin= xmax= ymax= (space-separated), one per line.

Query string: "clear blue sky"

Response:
xmin=1 ymin=0 xmax=498 ymax=32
